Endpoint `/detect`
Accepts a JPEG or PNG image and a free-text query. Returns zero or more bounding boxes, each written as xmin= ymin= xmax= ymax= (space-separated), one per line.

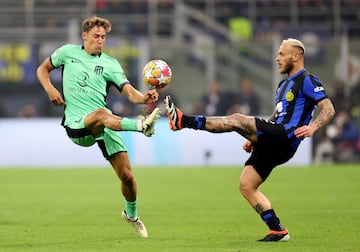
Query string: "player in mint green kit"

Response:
xmin=37 ymin=16 xmax=159 ymax=238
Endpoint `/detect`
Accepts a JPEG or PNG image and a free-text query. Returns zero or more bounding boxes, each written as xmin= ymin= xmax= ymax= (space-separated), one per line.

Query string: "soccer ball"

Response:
xmin=142 ymin=59 xmax=172 ymax=89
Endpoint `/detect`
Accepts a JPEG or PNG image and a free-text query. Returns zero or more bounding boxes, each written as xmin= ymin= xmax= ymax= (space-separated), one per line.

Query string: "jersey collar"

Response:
xmin=287 ymin=68 xmax=306 ymax=80
xmin=81 ymin=45 xmax=102 ymax=57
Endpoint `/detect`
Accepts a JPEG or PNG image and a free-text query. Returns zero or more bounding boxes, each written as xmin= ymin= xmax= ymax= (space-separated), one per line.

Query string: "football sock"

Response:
xmin=125 ymin=199 xmax=138 ymax=221
xmin=120 ymin=118 xmax=142 ymax=132
xmin=260 ymin=209 xmax=285 ymax=231
xmin=182 ymin=115 xmax=206 ymax=129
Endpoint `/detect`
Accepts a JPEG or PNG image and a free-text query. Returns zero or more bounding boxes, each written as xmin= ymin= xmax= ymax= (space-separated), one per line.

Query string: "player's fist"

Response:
xmin=243 ymin=141 xmax=253 ymax=153
xmin=144 ymin=89 xmax=159 ymax=104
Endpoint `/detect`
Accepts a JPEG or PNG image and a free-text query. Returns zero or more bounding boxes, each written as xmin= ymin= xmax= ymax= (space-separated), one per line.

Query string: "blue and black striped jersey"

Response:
xmin=274 ymin=68 xmax=328 ymax=149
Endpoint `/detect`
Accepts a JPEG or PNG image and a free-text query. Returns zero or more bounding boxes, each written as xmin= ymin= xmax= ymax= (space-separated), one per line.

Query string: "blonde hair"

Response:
xmin=282 ymin=38 xmax=305 ymax=54
xmin=81 ymin=16 xmax=111 ymax=33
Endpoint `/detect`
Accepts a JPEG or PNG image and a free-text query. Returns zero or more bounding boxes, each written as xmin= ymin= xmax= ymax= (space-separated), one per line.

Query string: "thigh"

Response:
xmin=255 ymin=118 xmax=287 ymax=137
xmin=84 ymin=108 xmax=121 ymax=137
xmin=240 ymin=165 xmax=264 ymax=188
xmin=84 ymin=109 xmax=106 ymax=137
xmin=246 ymin=121 xmax=294 ymax=180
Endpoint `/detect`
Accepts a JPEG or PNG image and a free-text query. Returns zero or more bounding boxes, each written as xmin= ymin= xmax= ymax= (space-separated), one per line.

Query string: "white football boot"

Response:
xmin=141 ymin=107 xmax=160 ymax=137
xmin=121 ymin=210 xmax=148 ymax=238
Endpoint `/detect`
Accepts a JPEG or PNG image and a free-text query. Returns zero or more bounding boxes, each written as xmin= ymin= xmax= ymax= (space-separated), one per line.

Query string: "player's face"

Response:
xmin=82 ymin=26 xmax=107 ymax=55
xmin=276 ymin=43 xmax=294 ymax=75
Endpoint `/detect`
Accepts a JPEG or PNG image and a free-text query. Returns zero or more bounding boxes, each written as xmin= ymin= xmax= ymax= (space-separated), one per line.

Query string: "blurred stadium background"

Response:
xmin=0 ymin=0 xmax=360 ymax=165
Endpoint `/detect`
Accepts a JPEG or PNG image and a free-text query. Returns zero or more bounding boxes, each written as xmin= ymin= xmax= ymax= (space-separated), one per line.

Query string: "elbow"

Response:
xmin=36 ymin=65 xmax=46 ymax=80
xmin=329 ymin=101 xmax=336 ymax=119
xmin=323 ymin=98 xmax=336 ymax=120
xmin=36 ymin=66 xmax=40 ymax=77
xmin=330 ymin=106 xmax=336 ymax=119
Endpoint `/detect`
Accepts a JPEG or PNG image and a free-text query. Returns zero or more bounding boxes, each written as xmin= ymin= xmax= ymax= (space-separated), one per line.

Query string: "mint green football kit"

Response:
xmin=50 ymin=44 xmax=143 ymax=219
xmin=50 ymin=44 xmax=138 ymax=158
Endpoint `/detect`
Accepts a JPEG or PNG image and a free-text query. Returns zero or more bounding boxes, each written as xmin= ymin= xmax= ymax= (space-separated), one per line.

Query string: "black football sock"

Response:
xmin=260 ymin=209 xmax=285 ymax=231
xmin=182 ymin=115 xmax=206 ymax=129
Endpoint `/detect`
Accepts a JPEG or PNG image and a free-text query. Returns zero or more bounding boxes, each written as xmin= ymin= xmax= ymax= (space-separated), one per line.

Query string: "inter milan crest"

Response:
xmin=94 ymin=66 xmax=103 ymax=75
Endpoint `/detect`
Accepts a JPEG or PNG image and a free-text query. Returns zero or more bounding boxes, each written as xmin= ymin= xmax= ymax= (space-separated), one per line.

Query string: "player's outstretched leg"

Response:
xmin=164 ymin=95 xmax=183 ymax=130
xmin=142 ymin=107 xmax=161 ymax=137
xmin=122 ymin=210 xmax=148 ymax=238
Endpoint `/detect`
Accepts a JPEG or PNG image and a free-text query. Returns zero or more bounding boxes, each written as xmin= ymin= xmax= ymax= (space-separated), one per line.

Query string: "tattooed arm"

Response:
xmin=267 ymin=107 xmax=277 ymax=122
xmin=294 ymin=98 xmax=335 ymax=139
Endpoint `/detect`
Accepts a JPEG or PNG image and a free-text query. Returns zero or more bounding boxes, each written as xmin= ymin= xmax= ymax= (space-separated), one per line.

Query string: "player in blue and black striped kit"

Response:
xmin=164 ymin=38 xmax=335 ymax=242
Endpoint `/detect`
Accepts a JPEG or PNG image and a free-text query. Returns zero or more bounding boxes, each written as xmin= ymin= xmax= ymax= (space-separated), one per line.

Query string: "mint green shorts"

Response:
xmin=64 ymin=117 xmax=127 ymax=159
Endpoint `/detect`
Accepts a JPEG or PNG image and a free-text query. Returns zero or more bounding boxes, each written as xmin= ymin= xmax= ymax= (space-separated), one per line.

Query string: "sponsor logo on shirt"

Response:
xmin=77 ymin=71 xmax=89 ymax=87
xmin=285 ymin=90 xmax=294 ymax=101
xmin=314 ymin=86 xmax=324 ymax=92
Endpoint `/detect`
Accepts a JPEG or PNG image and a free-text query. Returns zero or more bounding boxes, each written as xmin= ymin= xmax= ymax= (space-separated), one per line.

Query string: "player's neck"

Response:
xmin=288 ymin=65 xmax=304 ymax=77
xmin=82 ymin=45 xmax=101 ymax=57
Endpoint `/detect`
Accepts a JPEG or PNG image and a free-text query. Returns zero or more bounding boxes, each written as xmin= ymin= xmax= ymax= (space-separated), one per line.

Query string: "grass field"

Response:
xmin=0 ymin=165 xmax=359 ymax=252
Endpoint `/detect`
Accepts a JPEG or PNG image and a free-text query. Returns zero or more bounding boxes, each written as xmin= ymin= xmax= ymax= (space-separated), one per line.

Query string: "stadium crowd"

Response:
xmin=18 ymin=0 xmax=360 ymax=38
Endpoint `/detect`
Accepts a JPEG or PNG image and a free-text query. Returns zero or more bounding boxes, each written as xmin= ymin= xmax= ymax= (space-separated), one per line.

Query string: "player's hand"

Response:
xmin=47 ymin=87 xmax=65 ymax=106
xmin=243 ymin=140 xmax=254 ymax=153
xmin=144 ymin=89 xmax=159 ymax=104
xmin=294 ymin=125 xmax=315 ymax=139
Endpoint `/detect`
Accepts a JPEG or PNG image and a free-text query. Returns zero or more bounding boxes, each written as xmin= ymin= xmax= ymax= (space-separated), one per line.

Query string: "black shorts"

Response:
xmin=245 ymin=118 xmax=296 ymax=181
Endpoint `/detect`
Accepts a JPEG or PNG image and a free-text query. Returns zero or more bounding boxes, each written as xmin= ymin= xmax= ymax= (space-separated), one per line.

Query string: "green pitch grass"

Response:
xmin=0 ymin=165 xmax=359 ymax=252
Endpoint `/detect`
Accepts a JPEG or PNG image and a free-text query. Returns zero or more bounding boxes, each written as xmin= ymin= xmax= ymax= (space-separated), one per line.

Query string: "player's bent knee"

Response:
xmin=229 ymin=112 xmax=243 ymax=118
xmin=117 ymin=169 xmax=135 ymax=184
xmin=229 ymin=112 xmax=253 ymax=121
xmin=91 ymin=108 xmax=113 ymax=125
xmin=239 ymin=179 xmax=254 ymax=197
xmin=93 ymin=108 xmax=109 ymax=118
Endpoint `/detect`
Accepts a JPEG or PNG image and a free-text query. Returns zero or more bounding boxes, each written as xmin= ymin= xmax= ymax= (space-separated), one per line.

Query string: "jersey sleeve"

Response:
xmin=50 ymin=44 xmax=70 ymax=68
xmin=108 ymin=59 xmax=130 ymax=89
xmin=303 ymin=75 xmax=328 ymax=102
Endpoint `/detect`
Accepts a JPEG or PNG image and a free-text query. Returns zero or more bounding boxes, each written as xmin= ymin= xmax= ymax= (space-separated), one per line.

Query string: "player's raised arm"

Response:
xmin=36 ymin=57 xmax=65 ymax=106
xmin=122 ymin=83 xmax=159 ymax=104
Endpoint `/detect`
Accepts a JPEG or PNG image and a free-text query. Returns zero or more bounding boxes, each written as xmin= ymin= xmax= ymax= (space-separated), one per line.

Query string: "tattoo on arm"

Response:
xmin=255 ymin=204 xmax=265 ymax=214
xmin=311 ymin=98 xmax=335 ymax=131
xmin=267 ymin=107 xmax=277 ymax=122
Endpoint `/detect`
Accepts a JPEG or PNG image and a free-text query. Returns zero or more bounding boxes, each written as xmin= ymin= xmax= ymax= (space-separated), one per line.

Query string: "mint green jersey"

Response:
xmin=50 ymin=44 xmax=129 ymax=126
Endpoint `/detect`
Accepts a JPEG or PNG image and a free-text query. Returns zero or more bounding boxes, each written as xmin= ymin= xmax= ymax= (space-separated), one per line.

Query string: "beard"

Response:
xmin=280 ymin=60 xmax=294 ymax=75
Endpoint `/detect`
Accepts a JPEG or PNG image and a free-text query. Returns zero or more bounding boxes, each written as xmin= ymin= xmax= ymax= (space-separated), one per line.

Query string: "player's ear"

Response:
xmin=82 ymin=32 xmax=87 ymax=41
xmin=292 ymin=52 xmax=299 ymax=62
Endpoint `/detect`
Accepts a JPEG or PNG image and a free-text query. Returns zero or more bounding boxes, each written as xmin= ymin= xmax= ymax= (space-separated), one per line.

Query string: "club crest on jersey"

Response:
xmin=285 ymin=90 xmax=294 ymax=101
xmin=94 ymin=66 xmax=103 ymax=75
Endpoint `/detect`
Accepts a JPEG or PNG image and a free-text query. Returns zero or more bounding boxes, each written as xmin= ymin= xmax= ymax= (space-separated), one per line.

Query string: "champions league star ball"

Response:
xmin=142 ymin=59 xmax=172 ymax=89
